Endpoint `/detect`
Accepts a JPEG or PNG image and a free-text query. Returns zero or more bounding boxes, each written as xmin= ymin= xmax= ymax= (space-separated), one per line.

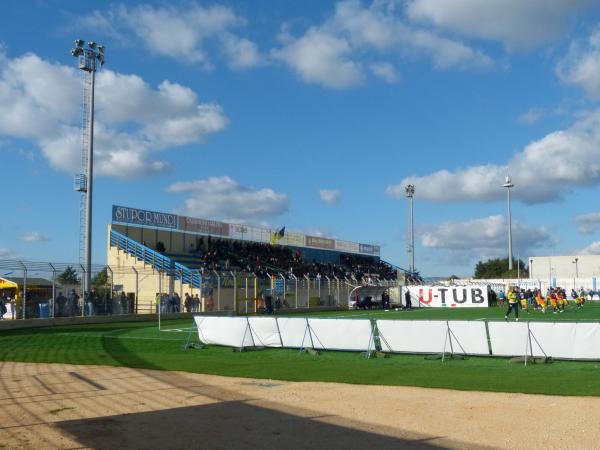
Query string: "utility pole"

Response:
xmin=405 ymin=184 xmax=415 ymax=272
xmin=71 ymin=40 xmax=105 ymax=293
xmin=502 ymin=176 xmax=514 ymax=271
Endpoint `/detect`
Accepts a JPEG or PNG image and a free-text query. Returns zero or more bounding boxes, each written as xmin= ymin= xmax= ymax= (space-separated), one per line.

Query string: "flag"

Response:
xmin=270 ymin=226 xmax=285 ymax=245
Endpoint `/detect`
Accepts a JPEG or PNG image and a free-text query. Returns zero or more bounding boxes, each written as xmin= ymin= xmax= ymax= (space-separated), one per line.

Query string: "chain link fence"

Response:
xmin=0 ymin=260 xmax=398 ymax=320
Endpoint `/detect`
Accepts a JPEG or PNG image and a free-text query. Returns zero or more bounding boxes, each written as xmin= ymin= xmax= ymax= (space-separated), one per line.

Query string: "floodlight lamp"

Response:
xmin=88 ymin=41 xmax=97 ymax=49
xmin=71 ymin=48 xmax=83 ymax=57
xmin=75 ymin=39 xmax=84 ymax=47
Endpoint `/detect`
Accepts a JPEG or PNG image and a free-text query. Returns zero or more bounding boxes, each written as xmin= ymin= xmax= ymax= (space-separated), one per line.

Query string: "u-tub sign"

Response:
xmin=406 ymin=286 xmax=488 ymax=308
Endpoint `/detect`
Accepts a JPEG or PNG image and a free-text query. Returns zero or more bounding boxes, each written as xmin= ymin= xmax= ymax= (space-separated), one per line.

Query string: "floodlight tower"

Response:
xmin=71 ymin=40 xmax=105 ymax=294
xmin=405 ymin=184 xmax=415 ymax=272
xmin=503 ymin=176 xmax=514 ymax=271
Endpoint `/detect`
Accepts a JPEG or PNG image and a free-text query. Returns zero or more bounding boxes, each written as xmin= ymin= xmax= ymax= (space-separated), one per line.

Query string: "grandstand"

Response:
xmin=108 ymin=205 xmax=413 ymax=312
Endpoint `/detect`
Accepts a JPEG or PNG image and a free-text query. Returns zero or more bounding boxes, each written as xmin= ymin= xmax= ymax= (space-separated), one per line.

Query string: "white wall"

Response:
xmin=529 ymin=255 xmax=600 ymax=280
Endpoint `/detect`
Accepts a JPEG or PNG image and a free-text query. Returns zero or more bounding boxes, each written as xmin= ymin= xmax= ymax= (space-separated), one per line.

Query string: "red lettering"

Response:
xmin=419 ymin=289 xmax=433 ymax=304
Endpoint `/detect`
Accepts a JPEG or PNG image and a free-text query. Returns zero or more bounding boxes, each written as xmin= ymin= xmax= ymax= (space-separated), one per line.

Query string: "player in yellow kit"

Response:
xmin=575 ymin=289 xmax=584 ymax=308
xmin=505 ymin=287 xmax=520 ymax=321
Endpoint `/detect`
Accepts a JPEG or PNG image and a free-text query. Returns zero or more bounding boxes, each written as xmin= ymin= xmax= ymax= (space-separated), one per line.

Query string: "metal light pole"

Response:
xmin=502 ymin=176 xmax=514 ymax=271
xmin=71 ymin=40 xmax=105 ymax=294
xmin=405 ymin=184 xmax=415 ymax=272
xmin=573 ymin=258 xmax=579 ymax=279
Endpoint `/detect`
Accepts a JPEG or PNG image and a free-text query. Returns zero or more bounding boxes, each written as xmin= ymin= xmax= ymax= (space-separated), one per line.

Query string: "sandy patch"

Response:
xmin=0 ymin=361 xmax=598 ymax=449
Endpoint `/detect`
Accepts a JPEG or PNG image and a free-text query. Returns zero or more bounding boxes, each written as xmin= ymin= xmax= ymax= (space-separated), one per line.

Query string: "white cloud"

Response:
xmin=0 ymin=51 xmax=228 ymax=178
xmin=88 ymin=4 xmax=261 ymax=70
xmin=0 ymin=248 xmax=13 ymax=258
xmin=370 ymin=62 xmax=399 ymax=83
xmin=557 ymin=27 xmax=600 ymax=100
xmin=407 ymin=0 xmax=592 ymax=52
xmin=574 ymin=212 xmax=600 ymax=234
xmin=386 ymin=110 xmax=600 ymax=204
xmin=273 ymin=28 xmax=363 ymax=89
xmin=167 ymin=176 xmax=289 ymax=222
xmin=319 ymin=189 xmax=342 ymax=205
xmin=397 ymin=26 xmax=492 ymax=70
xmin=421 ymin=215 xmax=555 ymax=261
xmin=19 ymin=232 xmax=49 ymax=242
xmin=272 ymin=0 xmax=492 ymax=89
xmin=580 ymin=241 xmax=600 ymax=254
xmin=220 ymin=33 xmax=261 ymax=70
xmin=518 ymin=107 xmax=546 ymax=125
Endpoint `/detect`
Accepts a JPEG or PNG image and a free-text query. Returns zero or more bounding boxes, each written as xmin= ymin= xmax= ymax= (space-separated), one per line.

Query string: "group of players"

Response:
xmin=500 ymin=286 xmax=589 ymax=320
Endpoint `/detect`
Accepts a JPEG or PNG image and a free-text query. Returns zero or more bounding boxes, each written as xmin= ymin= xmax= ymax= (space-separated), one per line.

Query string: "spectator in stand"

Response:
xmin=171 ymin=235 xmax=404 ymax=282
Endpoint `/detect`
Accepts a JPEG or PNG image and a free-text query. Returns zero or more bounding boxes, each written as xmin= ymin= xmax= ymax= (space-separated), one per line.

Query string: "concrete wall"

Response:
xmin=529 ymin=255 xmax=600 ymax=280
xmin=107 ymin=243 xmax=203 ymax=313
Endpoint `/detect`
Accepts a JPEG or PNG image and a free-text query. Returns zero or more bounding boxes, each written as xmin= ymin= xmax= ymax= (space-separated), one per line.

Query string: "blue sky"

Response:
xmin=2 ymin=0 xmax=600 ymax=276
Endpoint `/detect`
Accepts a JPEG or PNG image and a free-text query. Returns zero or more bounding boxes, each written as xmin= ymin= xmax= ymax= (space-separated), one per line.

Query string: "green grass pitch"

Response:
xmin=1 ymin=303 xmax=599 ymax=396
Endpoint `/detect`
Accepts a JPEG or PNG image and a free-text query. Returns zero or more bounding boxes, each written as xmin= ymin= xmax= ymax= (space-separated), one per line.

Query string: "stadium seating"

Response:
xmin=164 ymin=236 xmax=399 ymax=281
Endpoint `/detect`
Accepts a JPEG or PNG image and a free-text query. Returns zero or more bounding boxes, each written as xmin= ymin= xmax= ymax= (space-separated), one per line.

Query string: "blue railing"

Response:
xmin=110 ymin=229 xmax=201 ymax=288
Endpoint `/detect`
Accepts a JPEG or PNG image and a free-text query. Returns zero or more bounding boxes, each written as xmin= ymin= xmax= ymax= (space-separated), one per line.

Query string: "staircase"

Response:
xmin=109 ymin=229 xmax=201 ymax=288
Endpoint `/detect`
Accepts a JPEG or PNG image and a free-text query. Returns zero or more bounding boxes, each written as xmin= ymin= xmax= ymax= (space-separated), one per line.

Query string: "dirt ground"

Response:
xmin=1 ymin=361 xmax=599 ymax=449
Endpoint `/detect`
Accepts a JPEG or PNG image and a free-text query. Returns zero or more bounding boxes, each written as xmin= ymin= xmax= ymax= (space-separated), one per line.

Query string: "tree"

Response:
xmin=92 ymin=267 xmax=110 ymax=289
xmin=57 ymin=266 xmax=80 ymax=285
xmin=474 ymin=258 xmax=528 ymax=279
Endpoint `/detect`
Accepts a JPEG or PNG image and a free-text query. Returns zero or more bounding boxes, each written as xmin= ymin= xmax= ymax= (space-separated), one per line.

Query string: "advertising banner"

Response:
xmin=179 ymin=215 xmax=229 ymax=236
xmin=281 ymin=231 xmax=305 ymax=247
xmin=112 ymin=205 xmax=178 ymax=229
xmin=306 ymin=236 xmax=335 ymax=249
xmin=228 ymin=224 xmax=270 ymax=243
xmin=406 ymin=285 xmax=489 ymax=308
xmin=359 ymin=243 xmax=380 ymax=256
xmin=229 ymin=224 xmax=249 ymax=240
xmin=112 ymin=205 xmax=380 ymax=254
xmin=335 ymin=240 xmax=360 ymax=253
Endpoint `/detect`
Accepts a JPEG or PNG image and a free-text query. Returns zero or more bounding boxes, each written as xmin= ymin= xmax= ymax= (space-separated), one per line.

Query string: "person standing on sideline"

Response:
xmin=505 ymin=287 xmax=519 ymax=321
xmin=184 ymin=293 xmax=192 ymax=313
xmin=497 ymin=289 xmax=506 ymax=307
xmin=404 ymin=289 xmax=412 ymax=310
xmin=69 ymin=289 xmax=80 ymax=316
xmin=520 ymin=289 xmax=529 ymax=313
xmin=382 ymin=290 xmax=390 ymax=309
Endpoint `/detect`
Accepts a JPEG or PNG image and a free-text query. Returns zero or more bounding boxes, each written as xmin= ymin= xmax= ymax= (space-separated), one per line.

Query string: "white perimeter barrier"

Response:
xmin=194 ymin=316 xmax=600 ymax=360
xmin=306 ymin=318 xmax=373 ymax=351
xmin=195 ymin=316 xmax=255 ymax=348
xmin=248 ymin=317 xmax=282 ymax=347
xmin=488 ymin=321 xmax=600 ymax=360
xmin=376 ymin=320 xmax=489 ymax=355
